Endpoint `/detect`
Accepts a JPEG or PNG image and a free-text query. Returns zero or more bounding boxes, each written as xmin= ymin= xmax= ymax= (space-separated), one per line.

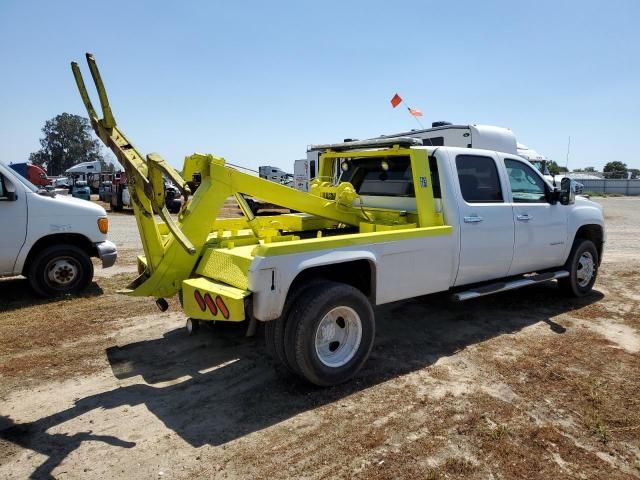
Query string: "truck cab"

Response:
xmin=9 ymin=162 xmax=52 ymax=187
xmin=0 ymin=162 xmax=117 ymax=296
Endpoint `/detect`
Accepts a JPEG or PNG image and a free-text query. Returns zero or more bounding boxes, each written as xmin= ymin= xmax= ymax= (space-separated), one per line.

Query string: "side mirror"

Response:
xmin=1 ymin=191 xmax=17 ymax=201
xmin=560 ymin=177 xmax=581 ymax=205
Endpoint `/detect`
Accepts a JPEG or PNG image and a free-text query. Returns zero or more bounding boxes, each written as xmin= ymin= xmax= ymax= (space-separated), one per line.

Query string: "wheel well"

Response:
xmin=574 ymin=224 xmax=604 ymax=264
xmin=22 ymin=234 xmax=97 ymax=275
xmin=288 ymin=259 xmax=375 ymax=300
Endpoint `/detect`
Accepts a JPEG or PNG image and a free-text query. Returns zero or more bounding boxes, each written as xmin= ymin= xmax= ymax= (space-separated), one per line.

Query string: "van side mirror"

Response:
xmin=1 ymin=191 xmax=17 ymax=201
xmin=560 ymin=177 xmax=581 ymax=205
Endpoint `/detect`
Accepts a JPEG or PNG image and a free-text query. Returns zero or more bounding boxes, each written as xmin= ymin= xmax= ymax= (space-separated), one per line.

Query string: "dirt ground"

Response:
xmin=1 ymin=198 xmax=639 ymax=479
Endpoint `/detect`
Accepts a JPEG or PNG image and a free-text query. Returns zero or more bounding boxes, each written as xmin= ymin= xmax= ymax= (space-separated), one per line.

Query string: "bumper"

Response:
xmin=182 ymin=277 xmax=250 ymax=322
xmin=96 ymin=240 xmax=118 ymax=268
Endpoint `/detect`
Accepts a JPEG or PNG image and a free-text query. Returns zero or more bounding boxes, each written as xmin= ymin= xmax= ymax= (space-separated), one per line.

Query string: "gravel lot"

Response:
xmin=0 ymin=197 xmax=639 ymax=479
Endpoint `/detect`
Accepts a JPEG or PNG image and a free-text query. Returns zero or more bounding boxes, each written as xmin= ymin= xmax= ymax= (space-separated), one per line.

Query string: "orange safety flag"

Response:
xmin=408 ymin=108 xmax=423 ymax=117
xmin=390 ymin=93 xmax=402 ymax=108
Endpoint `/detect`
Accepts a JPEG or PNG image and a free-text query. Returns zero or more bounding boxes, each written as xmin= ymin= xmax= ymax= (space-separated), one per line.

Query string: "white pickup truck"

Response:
xmin=254 ymin=141 xmax=605 ymax=385
xmin=0 ymin=161 xmax=117 ymax=296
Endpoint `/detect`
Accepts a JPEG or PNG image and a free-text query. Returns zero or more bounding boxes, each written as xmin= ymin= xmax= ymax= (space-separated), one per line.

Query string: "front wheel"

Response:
xmin=28 ymin=244 xmax=94 ymax=297
xmin=284 ymin=282 xmax=375 ymax=386
xmin=558 ymin=239 xmax=598 ymax=297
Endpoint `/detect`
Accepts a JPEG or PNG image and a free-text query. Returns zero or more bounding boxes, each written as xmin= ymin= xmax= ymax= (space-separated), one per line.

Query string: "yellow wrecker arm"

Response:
xmin=71 ymin=53 xmax=379 ymax=299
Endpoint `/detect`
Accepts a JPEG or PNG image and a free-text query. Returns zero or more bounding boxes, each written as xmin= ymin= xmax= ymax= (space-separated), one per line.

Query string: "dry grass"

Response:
xmin=3 ymin=200 xmax=640 ymax=479
xmin=0 ymin=272 xmax=178 ymax=386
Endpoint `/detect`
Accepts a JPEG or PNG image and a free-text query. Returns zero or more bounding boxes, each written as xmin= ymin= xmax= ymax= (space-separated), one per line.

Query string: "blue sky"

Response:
xmin=1 ymin=0 xmax=638 ymax=172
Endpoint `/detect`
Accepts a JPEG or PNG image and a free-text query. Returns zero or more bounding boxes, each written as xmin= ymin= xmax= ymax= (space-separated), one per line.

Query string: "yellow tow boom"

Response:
xmin=71 ymin=53 xmax=381 ymax=298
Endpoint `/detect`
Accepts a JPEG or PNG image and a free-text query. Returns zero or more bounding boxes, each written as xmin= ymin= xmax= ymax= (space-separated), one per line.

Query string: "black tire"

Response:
xmin=558 ymin=239 xmax=598 ymax=297
xmin=284 ymin=282 xmax=375 ymax=386
xmin=264 ymin=279 xmax=325 ymax=373
xmin=28 ymin=244 xmax=94 ymax=297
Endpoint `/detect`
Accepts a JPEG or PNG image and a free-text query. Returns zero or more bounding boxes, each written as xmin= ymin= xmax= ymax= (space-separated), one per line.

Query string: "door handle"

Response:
xmin=464 ymin=215 xmax=484 ymax=223
xmin=517 ymin=214 xmax=532 ymax=221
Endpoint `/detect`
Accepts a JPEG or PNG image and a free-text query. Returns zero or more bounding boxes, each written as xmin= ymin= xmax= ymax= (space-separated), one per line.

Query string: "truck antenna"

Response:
xmin=565 ymin=135 xmax=571 ymax=171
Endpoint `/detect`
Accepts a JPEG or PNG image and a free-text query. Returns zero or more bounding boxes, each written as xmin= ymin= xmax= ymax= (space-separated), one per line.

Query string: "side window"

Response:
xmin=0 ymin=176 xmax=5 ymax=197
xmin=455 ymin=155 xmax=503 ymax=203
xmin=504 ymin=159 xmax=547 ymax=203
xmin=422 ymin=136 xmax=444 ymax=146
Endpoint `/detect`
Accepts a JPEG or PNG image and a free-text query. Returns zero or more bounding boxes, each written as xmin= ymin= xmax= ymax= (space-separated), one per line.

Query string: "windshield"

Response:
xmin=10 ymin=169 xmax=40 ymax=193
xmin=529 ymin=160 xmax=550 ymax=176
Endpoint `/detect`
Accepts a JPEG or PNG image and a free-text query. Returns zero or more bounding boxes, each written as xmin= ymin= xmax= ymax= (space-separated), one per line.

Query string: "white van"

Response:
xmin=0 ymin=161 xmax=117 ymax=296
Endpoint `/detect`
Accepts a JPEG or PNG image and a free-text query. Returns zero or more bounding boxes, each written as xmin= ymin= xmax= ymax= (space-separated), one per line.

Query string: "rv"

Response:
xmin=299 ymin=123 xmax=519 ymax=191
xmin=298 ymin=123 xmax=563 ymax=191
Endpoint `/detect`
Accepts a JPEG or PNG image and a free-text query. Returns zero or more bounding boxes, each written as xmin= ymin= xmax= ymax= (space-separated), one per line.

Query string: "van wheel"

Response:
xmin=284 ymin=282 xmax=375 ymax=386
xmin=28 ymin=245 xmax=94 ymax=297
xmin=558 ymin=239 xmax=598 ymax=297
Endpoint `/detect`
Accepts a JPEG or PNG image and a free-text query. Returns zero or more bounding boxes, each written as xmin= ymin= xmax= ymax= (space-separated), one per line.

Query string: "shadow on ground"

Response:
xmin=0 ymin=282 xmax=603 ymax=479
xmin=0 ymin=277 xmax=104 ymax=314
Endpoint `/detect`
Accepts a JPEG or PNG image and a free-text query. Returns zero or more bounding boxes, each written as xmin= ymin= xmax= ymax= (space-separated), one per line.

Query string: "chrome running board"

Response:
xmin=452 ymin=270 xmax=570 ymax=302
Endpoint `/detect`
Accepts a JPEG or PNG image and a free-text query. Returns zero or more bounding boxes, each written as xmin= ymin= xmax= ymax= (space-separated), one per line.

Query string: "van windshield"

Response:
xmin=7 ymin=168 xmax=39 ymax=193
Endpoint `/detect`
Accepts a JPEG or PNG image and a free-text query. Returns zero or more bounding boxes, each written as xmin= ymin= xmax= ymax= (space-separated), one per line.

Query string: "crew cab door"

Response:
xmin=0 ymin=172 xmax=28 ymax=275
xmin=453 ymin=153 xmax=515 ymax=286
xmin=500 ymin=156 xmax=568 ymax=274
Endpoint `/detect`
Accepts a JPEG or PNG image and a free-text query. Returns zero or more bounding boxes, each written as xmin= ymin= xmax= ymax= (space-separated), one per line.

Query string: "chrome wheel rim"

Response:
xmin=314 ymin=306 xmax=362 ymax=368
xmin=576 ymin=251 xmax=595 ymax=287
xmin=46 ymin=257 xmax=79 ymax=287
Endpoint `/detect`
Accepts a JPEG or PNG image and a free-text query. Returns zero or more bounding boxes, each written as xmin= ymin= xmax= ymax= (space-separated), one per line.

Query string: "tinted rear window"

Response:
xmin=340 ymin=156 xmax=414 ymax=197
xmin=455 ymin=155 xmax=503 ymax=203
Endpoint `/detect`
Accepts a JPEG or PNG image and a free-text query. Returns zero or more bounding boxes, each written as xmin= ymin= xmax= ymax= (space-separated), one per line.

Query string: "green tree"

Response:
xmin=603 ymin=161 xmax=628 ymax=179
xmin=29 ymin=113 xmax=104 ymax=176
xmin=583 ymin=166 xmax=596 ymax=172
xmin=547 ymin=160 xmax=562 ymax=175
xmin=629 ymin=168 xmax=640 ymax=180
